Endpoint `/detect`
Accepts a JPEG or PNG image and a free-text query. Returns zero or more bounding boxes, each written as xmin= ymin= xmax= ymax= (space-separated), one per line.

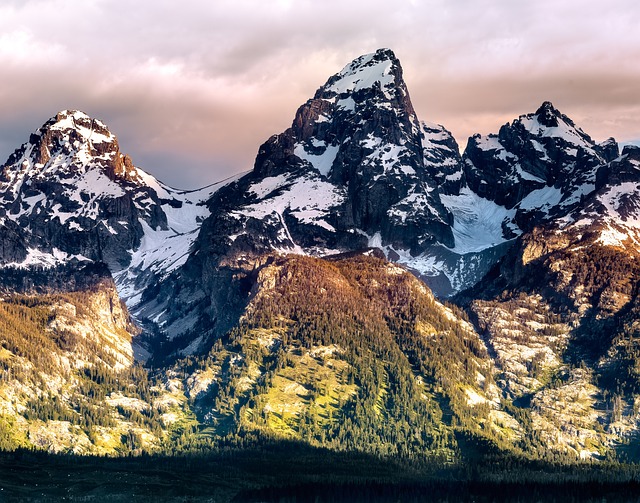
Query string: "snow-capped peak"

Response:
xmin=324 ymin=48 xmax=400 ymax=97
xmin=0 ymin=109 xmax=129 ymax=195
xmin=0 ymin=108 xmax=244 ymax=332
xmin=534 ymin=101 xmax=561 ymax=127
xmin=0 ymin=109 xmax=227 ymax=277
xmin=519 ymin=101 xmax=595 ymax=150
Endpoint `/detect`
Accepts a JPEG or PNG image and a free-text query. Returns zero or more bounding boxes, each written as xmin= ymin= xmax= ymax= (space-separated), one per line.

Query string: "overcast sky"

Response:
xmin=1 ymin=0 xmax=639 ymax=188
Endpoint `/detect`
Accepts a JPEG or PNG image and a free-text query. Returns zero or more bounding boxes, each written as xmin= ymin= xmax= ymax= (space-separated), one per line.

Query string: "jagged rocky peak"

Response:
xmin=246 ymin=48 xmax=453 ymax=253
xmin=254 ymin=48 xmax=421 ymax=178
xmin=623 ymin=143 xmax=640 ymax=161
xmin=1 ymin=110 xmax=141 ymax=190
xmin=534 ymin=100 xmax=561 ymax=127
xmin=530 ymin=103 xmax=619 ymax=166
xmin=518 ymin=101 xmax=597 ymax=149
xmin=421 ymin=121 xmax=465 ymax=195
xmin=317 ymin=48 xmax=414 ymax=115
xmin=597 ymin=137 xmax=620 ymax=164
xmin=49 ymin=109 xmax=114 ymax=142
xmin=31 ymin=110 xmax=117 ymax=166
xmin=462 ymin=101 xmax=618 ymax=226
xmin=0 ymin=110 xmax=175 ymax=269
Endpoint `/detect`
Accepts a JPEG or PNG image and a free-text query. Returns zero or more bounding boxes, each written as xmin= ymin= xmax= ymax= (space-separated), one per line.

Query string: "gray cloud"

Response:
xmin=1 ymin=0 xmax=639 ymax=188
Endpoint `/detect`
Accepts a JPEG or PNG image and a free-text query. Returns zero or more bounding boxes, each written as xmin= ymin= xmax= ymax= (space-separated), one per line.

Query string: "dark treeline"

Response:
xmin=2 ymin=444 xmax=640 ymax=502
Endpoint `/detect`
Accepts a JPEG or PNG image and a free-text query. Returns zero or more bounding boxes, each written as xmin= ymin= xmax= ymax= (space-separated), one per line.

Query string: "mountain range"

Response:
xmin=1 ymin=48 xmax=640 ymax=464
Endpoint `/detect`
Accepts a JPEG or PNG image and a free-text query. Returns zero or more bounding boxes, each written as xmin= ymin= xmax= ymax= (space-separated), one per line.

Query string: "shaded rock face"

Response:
xmin=597 ymin=145 xmax=640 ymax=189
xmin=0 ymin=219 xmax=28 ymax=263
xmin=421 ymin=121 xmax=465 ymax=195
xmin=0 ymin=110 xmax=169 ymax=270
xmin=605 ymin=147 xmax=640 ymax=221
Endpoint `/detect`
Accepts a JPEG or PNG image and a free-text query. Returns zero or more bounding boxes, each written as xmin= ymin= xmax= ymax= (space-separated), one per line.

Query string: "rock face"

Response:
xmin=591 ymin=145 xmax=640 ymax=219
xmin=422 ymin=121 xmax=466 ymax=195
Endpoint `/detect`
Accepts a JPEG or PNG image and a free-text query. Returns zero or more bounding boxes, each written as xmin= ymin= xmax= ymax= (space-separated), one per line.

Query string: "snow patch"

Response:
xmin=294 ymin=143 xmax=339 ymax=177
xmin=518 ymin=186 xmax=563 ymax=212
xmin=234 ymin=175 xmax=345 ymax=238
xmin=5 ymin=248 xmax=90 ymax=269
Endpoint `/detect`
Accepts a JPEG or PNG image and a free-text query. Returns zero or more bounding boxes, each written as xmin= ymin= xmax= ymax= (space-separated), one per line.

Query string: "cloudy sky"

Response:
xmin=1 ymin=0 xmax=639 ymax=188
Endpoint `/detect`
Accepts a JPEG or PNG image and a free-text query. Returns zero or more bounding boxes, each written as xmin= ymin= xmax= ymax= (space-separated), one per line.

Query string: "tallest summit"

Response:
xmin=321 ymin=48 xmax=408 ymax=100
xmin=248 ymin=47 xmax=452 ymax=252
